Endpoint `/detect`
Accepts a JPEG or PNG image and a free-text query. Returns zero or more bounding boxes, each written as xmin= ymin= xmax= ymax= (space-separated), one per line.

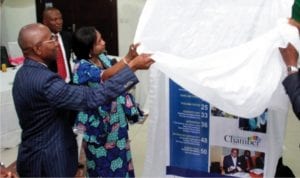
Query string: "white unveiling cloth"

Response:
xmin=142 ymin=19 xmax=299 ymax=117
xmin=134 ymin=0 xmax=295 ymax=177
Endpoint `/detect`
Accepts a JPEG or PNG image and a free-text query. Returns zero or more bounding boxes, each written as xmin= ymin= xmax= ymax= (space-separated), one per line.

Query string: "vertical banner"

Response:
xmin=167 ymin=80 xmax=211 ymax=176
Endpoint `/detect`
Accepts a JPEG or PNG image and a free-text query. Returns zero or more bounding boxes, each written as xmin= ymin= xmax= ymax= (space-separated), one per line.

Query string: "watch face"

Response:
xmin=288 ymin=66 xmax=298 ymax=72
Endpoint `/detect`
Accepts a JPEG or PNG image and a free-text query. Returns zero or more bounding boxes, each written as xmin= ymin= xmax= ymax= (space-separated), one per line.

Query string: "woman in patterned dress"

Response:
xmin=72 ymin=26 xmax=144 ymax=177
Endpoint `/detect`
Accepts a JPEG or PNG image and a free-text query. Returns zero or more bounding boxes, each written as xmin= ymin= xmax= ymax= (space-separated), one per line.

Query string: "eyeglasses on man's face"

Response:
xmin=23 ymin=34 xmax=56 ymax=52
xmin=36 ymin=34 xmax=56 ymax=46
xmin=36 ymin=34 xmax=56 ymax=47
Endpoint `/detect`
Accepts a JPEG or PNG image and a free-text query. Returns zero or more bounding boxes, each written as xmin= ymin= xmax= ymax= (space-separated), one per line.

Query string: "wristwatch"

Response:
xmin=287 ymin=65 xmax=298 ymax=73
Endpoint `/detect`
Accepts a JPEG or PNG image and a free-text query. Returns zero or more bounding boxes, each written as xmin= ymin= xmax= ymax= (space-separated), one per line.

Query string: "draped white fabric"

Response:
xmin=135 ymin=0 xmax=297 ymax=118
xmin=134 ymin=0 xmax=295 ymax=177
xmin=144 ymin=21 xmax=300 ymax=117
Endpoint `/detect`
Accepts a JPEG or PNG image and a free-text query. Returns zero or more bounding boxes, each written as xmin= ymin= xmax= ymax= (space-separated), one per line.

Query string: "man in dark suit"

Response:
xmin=280 ymin=32 xmax=300 ymax=120
xmin=239 ymin=150 xmax=253 ymax=172
xmin=280 ymin=0 xmax=300 ymax=120
xmin=223 ymin=148 xmax=242 ymax=174
xmin=42 ymin=7 xmax=73 ymax=82
xmin=13 ymin=23 xmax=154 ymax=177
xmin=277 ymin=2 xmax=300 ymax=178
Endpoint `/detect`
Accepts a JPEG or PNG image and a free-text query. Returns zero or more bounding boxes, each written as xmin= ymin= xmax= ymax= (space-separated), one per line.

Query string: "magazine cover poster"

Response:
xmin=168 ymin=80 xmax=268 ymax=178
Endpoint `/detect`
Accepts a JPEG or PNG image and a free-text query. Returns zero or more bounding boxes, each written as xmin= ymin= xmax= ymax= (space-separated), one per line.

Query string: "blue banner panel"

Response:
xmin=169 ymin=79 xmax=210 ymax=172
xmin=166 ymin=166 xmax=233 ymax=177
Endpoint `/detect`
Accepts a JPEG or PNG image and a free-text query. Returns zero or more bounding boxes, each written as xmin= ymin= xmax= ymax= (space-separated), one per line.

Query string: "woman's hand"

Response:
xmin=124 ymin=43 xmax=140 ymax=62
xmin=0 ymin=167 xmax=17 ymax=178
xmin=128 ymin=53 xmax=155 ymax=71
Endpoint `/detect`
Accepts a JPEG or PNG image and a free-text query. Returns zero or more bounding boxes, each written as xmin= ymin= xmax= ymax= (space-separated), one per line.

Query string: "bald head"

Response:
xmin=18 ymin=23 xmax=57 ymax=64
xmin=18 ymin=23 xmax=51 ymax=51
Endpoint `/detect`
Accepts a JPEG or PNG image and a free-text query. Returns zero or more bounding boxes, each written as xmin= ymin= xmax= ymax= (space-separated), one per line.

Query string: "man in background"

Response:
xmin=42 ymin=7 xmax=86 ymax=167
xmin=43 ymin=7 xmax=73 ymax=82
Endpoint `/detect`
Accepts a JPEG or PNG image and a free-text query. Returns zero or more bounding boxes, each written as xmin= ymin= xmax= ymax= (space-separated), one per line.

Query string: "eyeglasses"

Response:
xmin=36 ymin=34 xmax=56 ymax=47
xmin=23 ymin=35 xmax=57 ymax=51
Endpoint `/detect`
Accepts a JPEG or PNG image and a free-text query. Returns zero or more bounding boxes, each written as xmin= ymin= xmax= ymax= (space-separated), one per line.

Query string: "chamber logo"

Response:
xmin=224 ymin=135 xmax=261 ymax=147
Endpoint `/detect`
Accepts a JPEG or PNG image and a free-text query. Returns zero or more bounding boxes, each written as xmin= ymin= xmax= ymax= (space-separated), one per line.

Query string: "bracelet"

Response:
xmin=123 ymin=58 xmax=129 ymax=65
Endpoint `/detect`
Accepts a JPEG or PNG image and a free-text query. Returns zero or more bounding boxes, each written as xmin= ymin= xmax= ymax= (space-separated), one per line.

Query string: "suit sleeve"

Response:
xmin=283 ymin=72 xmax=300 ymax=120
xmin=44 ymin=66 xmax=138 ymax=110
xmin=223 ymin=156 xmax=230 ymax=173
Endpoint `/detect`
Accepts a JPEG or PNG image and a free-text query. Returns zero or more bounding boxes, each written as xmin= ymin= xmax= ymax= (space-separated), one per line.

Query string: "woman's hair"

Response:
xmin=73 ymin=26 xmax=97 ymax=59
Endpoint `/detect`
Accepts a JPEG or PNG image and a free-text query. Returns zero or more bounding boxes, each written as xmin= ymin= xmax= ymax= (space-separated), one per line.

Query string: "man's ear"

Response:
xmin=32 ymin=45 xmax=42 ymax=56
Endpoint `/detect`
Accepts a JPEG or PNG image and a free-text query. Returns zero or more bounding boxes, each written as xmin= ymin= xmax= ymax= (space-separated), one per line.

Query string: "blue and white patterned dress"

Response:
xmin=73 ymin=54 xmax=141 ymax=177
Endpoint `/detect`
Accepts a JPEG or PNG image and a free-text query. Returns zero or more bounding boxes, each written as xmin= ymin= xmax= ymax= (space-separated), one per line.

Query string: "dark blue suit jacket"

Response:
xmin=12 ymin=59 xmax=138 ymax=177
xmin=223 ymin=155 xmax=242 ymax=174
xmin=283 ymin=72 xmax=300 ymax=120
